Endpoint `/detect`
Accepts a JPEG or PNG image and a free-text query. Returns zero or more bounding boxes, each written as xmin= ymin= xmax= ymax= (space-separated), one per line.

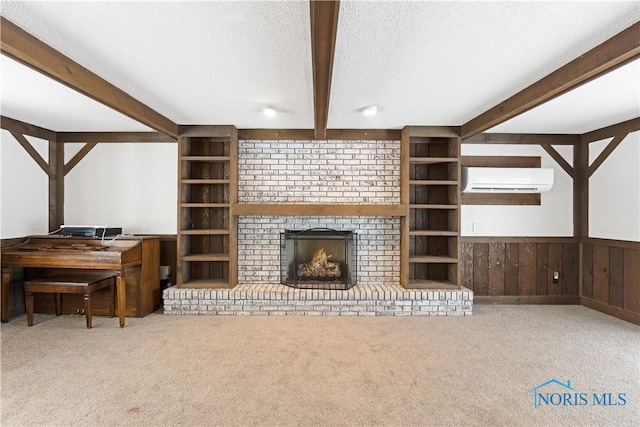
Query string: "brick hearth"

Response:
xmin=163 ymin=284 xmax=473 ymax=316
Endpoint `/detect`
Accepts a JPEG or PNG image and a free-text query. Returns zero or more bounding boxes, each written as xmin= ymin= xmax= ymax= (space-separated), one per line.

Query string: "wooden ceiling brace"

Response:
xmin=0 ymin=17 xmax=179 ymax=139
xmin=310 ymin=0 xmax=340 ymax=140
xmin=2 ymin=121 xmax=63 ymax=230
xmin=587 ymin=133 xmax=629 ymax=177
xmin=540 ymin=144 xmax=575 ymax=179
xmin=1 ymin=116 xmax=57 ymax=142
xmin=8 ymin=131 xmax=51 ymax=175
xmin=461 ymin=21 xmax=640 ymax=139
xmin=64 ymin=143 xmax=98 ymax=176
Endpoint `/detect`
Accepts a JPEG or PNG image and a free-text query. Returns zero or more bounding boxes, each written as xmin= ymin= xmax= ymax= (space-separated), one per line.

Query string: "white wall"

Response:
xmin=589 ymin=131 xmax=640 ymax=242
xmin=460 ymin=144 xmax=574 ymax=237
xmin=4 ymin=133 xmax=636 ymax=241
xmin=65 ymin=143 xmax=177 ymax=234
xmin=0 ymin=130 xmax=49 ymax=238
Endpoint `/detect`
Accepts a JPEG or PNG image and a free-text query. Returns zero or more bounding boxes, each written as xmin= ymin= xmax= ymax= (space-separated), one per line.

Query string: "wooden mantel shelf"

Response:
xmin=233 ymin=203 xmax=407 ymax=217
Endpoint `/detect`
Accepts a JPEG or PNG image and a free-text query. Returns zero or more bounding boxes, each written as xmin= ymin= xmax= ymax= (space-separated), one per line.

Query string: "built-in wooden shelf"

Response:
xmin=409 ymin=256 xmax=459 ymax=264
xmin=406 ymin=279 xmax=460 ymax=289
xmin=409 ymin=180 xmax=458 ymax=186
xmin=181 ymin=156 xmax=231 ymax=162
xmin=409 ymin=230 xmax=458 ymax=236
xmin=180 ymin=229 xmax=230 ymax=235
xmin=181 ymin=254 xmax=230 ymax=262
xmin=180 ymin=203 xmax=230 ymax=208
xmin=180 ymin=179 xmax=230 ymax=184
xmin=177 ymin=127 xmax=237 ymax=288
xmin=233 ymin=203 xmax=407 ymax=217
xmin=409 ymin=204 xmax=458 ymax=210
xmin=402 ymin=129 xmax=460 ymax=289
xmin=178 ymin=279 xmax=231 ymax=289
xmin=409 ymin=157 xmax=458 ymax=164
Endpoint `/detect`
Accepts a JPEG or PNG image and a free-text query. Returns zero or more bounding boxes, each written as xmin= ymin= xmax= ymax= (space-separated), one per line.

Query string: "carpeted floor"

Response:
xmin=1 ymin=305 xmax=639 ymax=426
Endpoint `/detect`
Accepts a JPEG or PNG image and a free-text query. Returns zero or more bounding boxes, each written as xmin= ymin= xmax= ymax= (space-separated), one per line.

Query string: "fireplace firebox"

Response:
xmin=280 ymin=228 xmax=357 ymax=290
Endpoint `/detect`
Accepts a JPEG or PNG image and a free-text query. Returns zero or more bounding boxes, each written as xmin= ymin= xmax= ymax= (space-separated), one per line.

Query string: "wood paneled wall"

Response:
xmin=460 ymin=238 xmax=580 ymax=303
xmin=581 ymin=239 xmax=640 ymax=324
xmin=159 ymin=237 xmax=177 ymax=286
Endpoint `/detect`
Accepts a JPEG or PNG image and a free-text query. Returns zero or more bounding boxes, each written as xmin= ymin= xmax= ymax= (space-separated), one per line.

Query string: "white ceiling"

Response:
xmin=0 ymin=1 xmax=638 ymax=134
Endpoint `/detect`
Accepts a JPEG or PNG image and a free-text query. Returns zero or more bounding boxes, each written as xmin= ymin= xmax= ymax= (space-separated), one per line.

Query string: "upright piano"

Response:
xmin=1 ymin=235 xmax=160 ymax=327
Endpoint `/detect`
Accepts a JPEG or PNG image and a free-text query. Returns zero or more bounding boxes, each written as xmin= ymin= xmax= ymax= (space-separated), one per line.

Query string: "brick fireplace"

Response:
xmin=163 ymin=138 xmax=473 ymax=316
xmin=238 ymin=215 xmax=399 ymax=286
xmin=236 ymin=139 xmax=401 ymax=285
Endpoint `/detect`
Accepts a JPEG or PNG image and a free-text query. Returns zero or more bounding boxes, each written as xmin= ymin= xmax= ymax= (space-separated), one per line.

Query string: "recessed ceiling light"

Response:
xmin=362 ymin=105 xmax=378 ymax=116
xmin=263 ymin=106 xmax=277 ymax=117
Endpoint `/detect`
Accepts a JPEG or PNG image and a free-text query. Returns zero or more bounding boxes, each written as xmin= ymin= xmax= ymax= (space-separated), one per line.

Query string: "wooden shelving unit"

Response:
xmin=401 ymin=127 xmax=460 ymax=289
xmin=177 ymin=126 xmax=237 ymax=288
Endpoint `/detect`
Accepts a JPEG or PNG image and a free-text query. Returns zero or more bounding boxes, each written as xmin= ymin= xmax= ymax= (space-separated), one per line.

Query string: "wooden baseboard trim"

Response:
xmin=581 ymin=297 xmax=640 ymax=325
xmin=475 ymin=295 xmax=581 ymax=305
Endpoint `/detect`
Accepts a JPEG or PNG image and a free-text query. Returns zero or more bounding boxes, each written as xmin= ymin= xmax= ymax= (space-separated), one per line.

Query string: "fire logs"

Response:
xmin=298 ymin=248 xmax=341 ymax=278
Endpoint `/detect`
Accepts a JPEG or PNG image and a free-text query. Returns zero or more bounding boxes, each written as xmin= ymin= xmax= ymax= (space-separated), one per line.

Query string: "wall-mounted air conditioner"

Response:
xmin=461 ymin=167 xmax=554 ymax=193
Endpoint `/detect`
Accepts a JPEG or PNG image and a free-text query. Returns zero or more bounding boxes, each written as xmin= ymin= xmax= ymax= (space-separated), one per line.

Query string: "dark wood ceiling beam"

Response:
xmin=461 ymin=21 xmax=640 ymax=139
xmin=462 ymin=133 xmax=580 ymax=145
xmin=325 ymin=129 xmax=401 ymax=140
xmin=581 ymin=117 xmax=640 ymax=143
xmin=237 ymin=128 xmax=401 ymax=141
xmin=239 ymin=129 xmax=316 ymax=140
xmin=401 ymin=126 xmax=461 ymax=138
xmin=1 ymin=116 xmax=57 ymax=141
xmin=1 ymin=17 xmax=178 ymax=139
xmin=57 ymin=132 xmax=176 ymax=143
xmin=177 ymin=125 xmax=236 ymax=138
xmin=310 ymin=0 xmax=340 ymax=140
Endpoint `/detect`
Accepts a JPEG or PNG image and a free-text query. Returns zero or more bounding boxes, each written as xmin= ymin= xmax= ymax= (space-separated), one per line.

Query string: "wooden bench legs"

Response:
xmin=25 ymin=291 xmax=35 ymax=327
xmin=24 ymin=272 xmax=116 ymax=329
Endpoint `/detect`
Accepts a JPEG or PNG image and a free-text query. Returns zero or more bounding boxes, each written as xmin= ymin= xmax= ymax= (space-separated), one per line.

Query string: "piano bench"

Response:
xmin=24 ymin=271 xmax=116 ymax=329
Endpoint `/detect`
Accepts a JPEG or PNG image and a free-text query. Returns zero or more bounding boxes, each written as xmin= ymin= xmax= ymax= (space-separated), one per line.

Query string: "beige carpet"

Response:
xmin=1 ymin=305 xmax=639 ymax=426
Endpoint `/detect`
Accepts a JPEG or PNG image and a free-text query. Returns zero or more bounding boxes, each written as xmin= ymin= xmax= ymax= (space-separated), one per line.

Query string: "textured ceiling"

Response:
xmin=0 ymin=1 xmax=638 ymax=134
xmin=330 ymin=0 xmax=639 ymax=131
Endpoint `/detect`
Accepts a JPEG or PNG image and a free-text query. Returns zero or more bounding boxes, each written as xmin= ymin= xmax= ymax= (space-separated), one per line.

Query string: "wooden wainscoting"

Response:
xmin=460 ymin=237 xmax=580 ymax=304
xmin=1 ymin=237 xmax=29 ymax=319
xmin=159 ymin=236 xmax=177 ymax=286
xmin=581 ymin=238 xmax=640 ymax=325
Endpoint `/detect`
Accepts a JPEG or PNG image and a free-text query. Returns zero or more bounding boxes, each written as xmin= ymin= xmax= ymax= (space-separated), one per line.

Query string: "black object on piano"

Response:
xmin=60 ymin=226 xmax=123 ymax=237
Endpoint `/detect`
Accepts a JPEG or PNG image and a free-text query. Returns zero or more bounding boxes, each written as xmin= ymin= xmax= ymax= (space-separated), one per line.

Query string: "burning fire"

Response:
xmin=298 ymin=248 xmax=341 ymax=278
